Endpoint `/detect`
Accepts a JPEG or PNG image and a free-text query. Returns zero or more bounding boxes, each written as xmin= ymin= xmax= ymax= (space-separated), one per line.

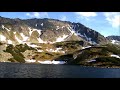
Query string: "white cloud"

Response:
xmin=75 ymin=12 xmax=97 ymax=21
xmin=103 ymin=12 xmax=120 ymax=28
xmin=26 ymin=12 xmax=49 ymax=18
xmin=75 ymin=12 xmax=97 ymax=17
xmin=60 ymin=15 xmax=67 ymax=21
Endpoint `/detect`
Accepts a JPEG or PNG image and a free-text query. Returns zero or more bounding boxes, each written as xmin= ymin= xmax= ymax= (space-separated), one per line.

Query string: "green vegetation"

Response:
xmin=32 ymin=51 xmax=62 ymax=61
xmin=0 ymin=42 xmax=2 ymax=45
xmin=96 ymin=57 xmax=120 ymax=65
xmin=80 ymin=57 xmax=120 ymax=67
xmin=54 ymin=41 xmax=82 ymax=54
xmin=1 ymin=40 xmax=120 ymax=68
xmin=55 ymin=54 xmax=73 ymax=61
xmin=8 ymin=58 xmax=17 ymax=62
xmin=102 ymin=44 xmax=120 ymax=55
xmin=68 ymin=47 xmax=111 ymax=64
xmin=68 ymin=43 xmax=120 ymax=67
xmin=4 ymin=44 xmax=36 ymax=63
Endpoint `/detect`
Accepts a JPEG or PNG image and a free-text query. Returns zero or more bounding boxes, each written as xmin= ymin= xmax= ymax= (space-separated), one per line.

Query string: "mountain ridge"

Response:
xmin=0 ymin=16 xmax=109 ymax=45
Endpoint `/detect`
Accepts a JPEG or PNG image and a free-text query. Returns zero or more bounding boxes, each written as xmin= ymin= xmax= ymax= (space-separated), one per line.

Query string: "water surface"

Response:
xmin=0 ymin=62 xmax=120 ymax=78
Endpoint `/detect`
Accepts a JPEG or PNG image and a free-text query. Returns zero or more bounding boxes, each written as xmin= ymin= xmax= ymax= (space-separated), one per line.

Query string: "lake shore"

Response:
xmin=0 ymin=62 xmax=120 ymax=69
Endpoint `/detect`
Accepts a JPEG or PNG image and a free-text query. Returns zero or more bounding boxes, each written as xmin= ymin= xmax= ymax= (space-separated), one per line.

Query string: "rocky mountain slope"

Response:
xmin=106 ymin=36 xmax=120 ymax=45
xmin=0 ymin=16 xmax=108 ymax=45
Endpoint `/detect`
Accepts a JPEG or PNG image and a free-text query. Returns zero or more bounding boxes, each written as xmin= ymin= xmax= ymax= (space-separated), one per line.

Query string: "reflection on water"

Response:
xmin=0 ymin=62 xmax=120 ymax=78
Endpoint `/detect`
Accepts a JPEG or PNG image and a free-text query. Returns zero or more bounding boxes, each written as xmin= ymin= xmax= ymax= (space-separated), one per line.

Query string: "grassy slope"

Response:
xmin=1 ymin=40 xmax=120 ymax=67
xmin=68 ymin=44 xmax=120 ymax=67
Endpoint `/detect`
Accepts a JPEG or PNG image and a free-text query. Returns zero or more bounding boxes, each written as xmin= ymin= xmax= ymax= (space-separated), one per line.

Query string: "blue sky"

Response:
xmin=0 ymin=12 xmax=120 ymax=37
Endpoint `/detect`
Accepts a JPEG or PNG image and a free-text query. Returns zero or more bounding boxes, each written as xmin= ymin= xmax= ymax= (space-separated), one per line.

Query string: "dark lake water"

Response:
xmin=0 ymin=62 xmax=120 ymax=78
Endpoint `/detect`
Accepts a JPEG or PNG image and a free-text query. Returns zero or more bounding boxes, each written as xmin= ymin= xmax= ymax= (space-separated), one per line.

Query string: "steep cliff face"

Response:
xmin=69 ymin=22 xmax=108 ymax=45
xmin=0 ymin=16 xmax=108 ymax=45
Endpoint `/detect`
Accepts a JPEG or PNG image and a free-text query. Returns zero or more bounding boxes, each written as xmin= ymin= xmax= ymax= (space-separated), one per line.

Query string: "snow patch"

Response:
xmin=38 ymin=60 xmax=66 ymax=64
xmin=25 ymin=59 xmax=36 ymax=63
xmin=111 ymin=40 xmax=120 ymax=45
xmin=36 ymin=30 xmax=41 ymax=35
xmin=2 ymin=25 xmax=10 ymax=31
xmin=46 ymin=48 xmax=65 ymax=53
xmin=52 ymin=60 xmax=66 ymax=64
xmin=37 ymin=38 xmax=47 ymax=43
xmin=82 ymin=46 xmax=91 ymax=49
xmin=87 ymin=59 xmax=96 ymax=62
xmin=62 ymin=26 xmax=65 ymax=28
xmin=13 ymin=32 xmax=16 ymax=34
xmin=111 ymin=54 xmax=120 ymax=59
xmin=67 ymin=25 xmax=76 ymax=34
xmin=73 ymin=55 xmax=77 ymax=59
xmin=88 ymin=37 xmax=92 ymax=41
xmin=35 ymin=24 xmax=38 ymax=27
xmin=56 ymin=26 xmax=60 ymax=30
xmin=27 ymin=44 xmax=39 ymax=48
xmin=111 ymin=40 xmax=116 ymax=44
xmin=7 ymin=40 xmax=12 ymax=44
xmin=0 ymin=34 xmax=6 ymax=41
xmin=38 ymin=60 xmax=52 ymax=64
xmin=84 ymin=33 xmax=88 ymax=40
xmin=41 ymin=23 xmax=43 ymax=26
xmin=2 ymin=25 xmax=5 ymax=29
xmin=37 ymin=50 xmax=44 ymax=52
xmin=76 ymin=32 xmax=84 ymax=37
xmin=28 ymin=27 xmax=42 ymax=36
xmin=56 ymin=35 xmax=68 ymax=42
xmin=20 ymin=33 xmax=29 ymax=41
xmin=28 ymin=27 xmax=33 ymax=36
xmin=56 ymin=47 xmax=62 ymax=50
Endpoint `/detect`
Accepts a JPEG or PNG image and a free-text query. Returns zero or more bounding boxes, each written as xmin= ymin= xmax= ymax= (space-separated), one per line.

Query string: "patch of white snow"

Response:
xmin=56 ymin=26 xmax=60 ymax=30
xmin=111 ymin=40 xmax=116 ymax=44
xmin=13 ymin=32 xmax=16 ymax=34
xmin=87 ymin=59 xmax=96 ymax=62
xmin=20 ymin=33 xmax=29 ymax=41
xmin=38 ymin=60 xmax=66 ymax=64
xmin=82 ymin=46 xmax=91 ymax=49
xmin=27 ymin=44 xmax=39 ymax=48
xmin=37 ymin=50 xmax=44 ymax=52
xmin=7 ymin=40 xmax=12 ymax=44
xmin=2 ymin=25 xmax=5 ymax=29
xmin=41 ymin=23 xmax=43 ymax=26
xmin=0 ymin=34 xmax=6 ymax=41
xmin=25 ymin=59 xmax=36 ymax=63
xmin=111 ymin=54 xmax=120 ymax=59
xmin=56 ymin=35 xmax=68 ymax=42
xmin=2 ymin=25 xmax=10 ymax=31
xmin=35 ymin=24 xmax=38 ymax=27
